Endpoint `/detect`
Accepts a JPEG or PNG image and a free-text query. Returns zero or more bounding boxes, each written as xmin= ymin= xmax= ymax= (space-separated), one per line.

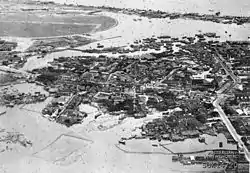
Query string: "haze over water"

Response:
xmin=44 ymin=0 xmax=250 ymax=16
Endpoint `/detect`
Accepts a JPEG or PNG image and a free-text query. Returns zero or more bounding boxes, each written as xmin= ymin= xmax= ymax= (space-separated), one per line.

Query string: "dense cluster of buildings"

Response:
xmin=0 ymin=90 xmax=46 ymax=107
xmin=0 ymin=39 xmax=17 ymax=51
xmin=26 ymin=36 xmax=94 ymax=53
xmin=2 ymin=32 xmax=249 ymax=158
xmin=42 ymin=94 xmax=87 ymax=126
xmin=27 ymin=34 xmax=234 ymax=134
xmin=0 ymin=40 xmax=24 ymax=69
xmin=1 ymin=54 xmax=27 ymax=68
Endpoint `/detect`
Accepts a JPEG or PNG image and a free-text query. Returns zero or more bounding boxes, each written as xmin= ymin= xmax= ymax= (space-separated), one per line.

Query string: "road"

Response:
xmin=0 ymin=65 xmax=30 ymax=77
xmin=228 ymin=115 xmax=250 ymax=118
xmin=213 ymin=96 xmax=250 ymax=161
xmin=216 ymin=81 xmax=232 ymax=94
xmin=57 ymin=94 xmax=77 ymax=117
xmin=213 ymin=53 xmax=250 ymax=164
xmin=159 ymin=68 xmax=180 ymax=84
xmin=215 ymin=53 xmax=239 ymax=83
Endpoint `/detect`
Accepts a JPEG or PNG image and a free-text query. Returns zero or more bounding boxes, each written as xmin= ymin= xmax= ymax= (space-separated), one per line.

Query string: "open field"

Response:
xmin=0 ymin=72 xmax=20 ymax=86
xmin=0 ymin=22 xmax=95 ymax=37
xmin=0 ymin=13 xmax=116 ymax=24
xmin=0 ymin=12 xmax=117 ymax=37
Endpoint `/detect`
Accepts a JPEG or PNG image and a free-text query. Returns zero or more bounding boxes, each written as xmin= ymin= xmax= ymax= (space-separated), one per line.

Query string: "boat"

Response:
xmin=0 ymin=108 xmax=6 ymax=116
xmin=118 ymin=140 xmax=126 ymax=145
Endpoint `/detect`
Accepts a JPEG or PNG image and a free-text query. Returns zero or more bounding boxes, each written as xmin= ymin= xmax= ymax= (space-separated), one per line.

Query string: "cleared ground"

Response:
xmin=0 ymin=12 xmax=117 ymax=37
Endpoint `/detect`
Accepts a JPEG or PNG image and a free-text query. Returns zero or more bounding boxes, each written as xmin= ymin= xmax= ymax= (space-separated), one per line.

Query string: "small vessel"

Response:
xmin=198 ymin=137 xmax=205 ymax=143
xmin=118 ymin=140 xmax=126 ymax=145
xmin=0 ymin=111 xmax=6 ymax=116
xmin=152 ymin=144 xmax=158 ymax=147
xmin=0 ymin=107 xmax=7 ymax=116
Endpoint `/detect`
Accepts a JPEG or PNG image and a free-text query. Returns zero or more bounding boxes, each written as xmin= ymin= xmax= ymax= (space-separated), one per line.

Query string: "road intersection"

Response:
xmin=213 ymin=53 xmax=250 ymax=164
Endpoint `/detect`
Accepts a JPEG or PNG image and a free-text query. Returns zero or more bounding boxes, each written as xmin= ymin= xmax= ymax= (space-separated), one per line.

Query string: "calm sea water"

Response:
xmin=44 ymin=0 xmax=250 ymax=16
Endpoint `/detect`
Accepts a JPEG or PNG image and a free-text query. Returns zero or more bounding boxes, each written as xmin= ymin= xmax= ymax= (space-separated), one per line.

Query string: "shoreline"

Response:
xmin=35 ymin=0 xmax=250 ymax=16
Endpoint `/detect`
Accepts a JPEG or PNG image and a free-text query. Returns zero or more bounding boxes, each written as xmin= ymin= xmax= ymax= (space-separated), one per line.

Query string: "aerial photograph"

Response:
xmin=0 ymin=0 xmax=250 ymax=172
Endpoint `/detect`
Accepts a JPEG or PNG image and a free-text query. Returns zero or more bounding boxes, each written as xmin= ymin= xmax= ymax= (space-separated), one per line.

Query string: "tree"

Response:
xmin=36 ymin=73 xmax=58 ymax=85
xmin=187 ymin=118 xmax=201 ymax=130
xmin=195 ymin=114 xmax=207 ymax=124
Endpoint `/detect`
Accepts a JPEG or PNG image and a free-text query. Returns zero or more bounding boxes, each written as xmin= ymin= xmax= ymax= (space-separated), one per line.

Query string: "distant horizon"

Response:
xmin=40 ymin=0 xmax=250 ymax=16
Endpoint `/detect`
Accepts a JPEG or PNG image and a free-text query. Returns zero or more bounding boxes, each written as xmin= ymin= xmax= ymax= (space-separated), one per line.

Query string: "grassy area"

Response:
xmin=27 ymin=36 xmax=95 ymax=52
xmin=0 ymin=22 xmax=95 ymax=37
xmin=0 ymin=73 xmax=19 ymax=85
xmin=0 ymin=13 xmax=117 ymax=37
xmin=0 ymin=13 xmax=116 ymax=24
